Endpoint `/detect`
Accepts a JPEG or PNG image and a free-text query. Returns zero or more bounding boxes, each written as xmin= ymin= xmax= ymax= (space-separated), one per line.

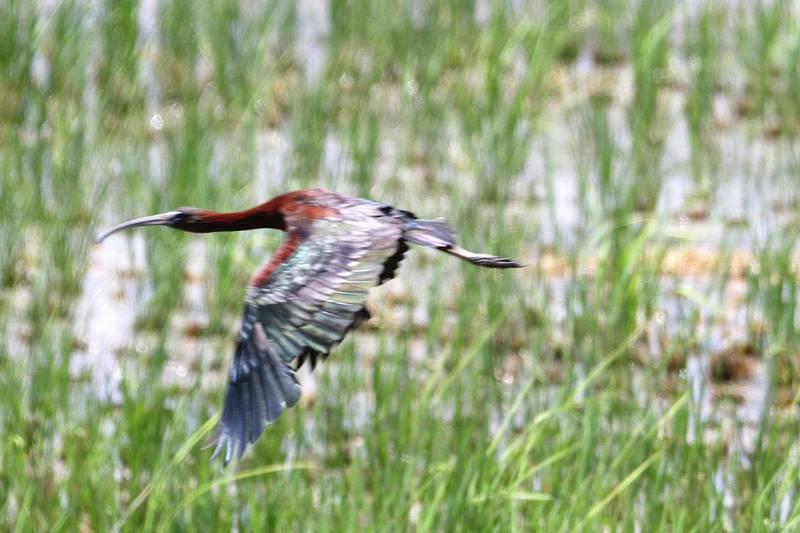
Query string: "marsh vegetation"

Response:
xmin=2 ymin=0 xmax=800 ymax=530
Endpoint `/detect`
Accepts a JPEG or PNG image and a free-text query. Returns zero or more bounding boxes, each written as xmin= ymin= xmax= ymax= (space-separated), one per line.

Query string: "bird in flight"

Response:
xmin=97 ymin=189 xmax=522 ymax=464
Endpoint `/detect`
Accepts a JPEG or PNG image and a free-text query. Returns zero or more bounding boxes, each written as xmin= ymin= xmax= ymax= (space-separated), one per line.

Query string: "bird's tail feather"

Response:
xmin=403 ymin=218 xmax=524 ymax=269
xmin=402 ymin=218 xmax=457 ymax=248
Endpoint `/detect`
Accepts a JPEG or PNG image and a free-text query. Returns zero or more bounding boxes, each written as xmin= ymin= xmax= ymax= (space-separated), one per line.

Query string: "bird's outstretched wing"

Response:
xmin=210 ymin=199 xmax=405 ymax=464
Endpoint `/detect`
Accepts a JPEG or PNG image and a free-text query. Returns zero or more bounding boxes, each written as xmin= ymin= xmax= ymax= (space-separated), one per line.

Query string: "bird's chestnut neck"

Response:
xmin=176 ymin=205 xmax=286 ymax=233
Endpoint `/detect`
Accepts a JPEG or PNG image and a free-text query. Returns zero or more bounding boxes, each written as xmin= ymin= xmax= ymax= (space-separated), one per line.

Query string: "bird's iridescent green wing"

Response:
xmin=210 ymin=205 xmax=404 ymax=464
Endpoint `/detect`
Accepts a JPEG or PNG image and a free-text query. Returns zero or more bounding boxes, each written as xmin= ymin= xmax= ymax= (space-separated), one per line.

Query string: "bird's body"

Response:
xmin=97 ymin=188 xmax=522 ymax=464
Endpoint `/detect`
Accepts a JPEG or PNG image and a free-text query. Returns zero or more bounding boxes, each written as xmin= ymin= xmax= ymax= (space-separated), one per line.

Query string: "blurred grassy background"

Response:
xmin=2 ymin=0 xmax=800 ymax=530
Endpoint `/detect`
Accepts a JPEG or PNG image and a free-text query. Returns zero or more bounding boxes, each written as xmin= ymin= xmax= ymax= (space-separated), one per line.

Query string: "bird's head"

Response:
xmin=95 ymin=207 xmax=210 ymax=243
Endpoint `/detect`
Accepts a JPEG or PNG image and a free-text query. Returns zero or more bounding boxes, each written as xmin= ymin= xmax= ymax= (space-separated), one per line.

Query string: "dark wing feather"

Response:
xmin=378 ymin=240 xmax=409 ymax=284
xmin=210 ymin=200 xmax=404 ymax=464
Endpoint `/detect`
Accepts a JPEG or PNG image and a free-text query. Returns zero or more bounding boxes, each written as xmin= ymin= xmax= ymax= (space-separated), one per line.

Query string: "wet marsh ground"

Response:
xmin=2 ymin=0 xmax=800 ymax=530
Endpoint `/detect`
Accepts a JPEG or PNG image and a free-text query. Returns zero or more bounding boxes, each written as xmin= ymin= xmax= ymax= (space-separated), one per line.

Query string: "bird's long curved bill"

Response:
xmin=95 ymin=211 xmax=180 ymax=243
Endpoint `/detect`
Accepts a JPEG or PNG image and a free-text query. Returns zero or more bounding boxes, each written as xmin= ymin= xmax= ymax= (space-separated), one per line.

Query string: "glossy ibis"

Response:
xmin=97 ymin=189 xmax=522 ymax=464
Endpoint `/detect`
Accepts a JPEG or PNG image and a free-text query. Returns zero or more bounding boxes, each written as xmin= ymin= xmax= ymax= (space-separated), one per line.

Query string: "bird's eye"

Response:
xmin=170 ymin=211 xmax=191 ymax=225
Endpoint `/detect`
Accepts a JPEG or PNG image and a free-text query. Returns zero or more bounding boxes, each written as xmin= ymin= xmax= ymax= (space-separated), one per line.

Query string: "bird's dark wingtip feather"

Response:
xmin=207 ymin=422 xmax=238 ymax=467
xmin=208 ymin=322 xmax=302 ymax=466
